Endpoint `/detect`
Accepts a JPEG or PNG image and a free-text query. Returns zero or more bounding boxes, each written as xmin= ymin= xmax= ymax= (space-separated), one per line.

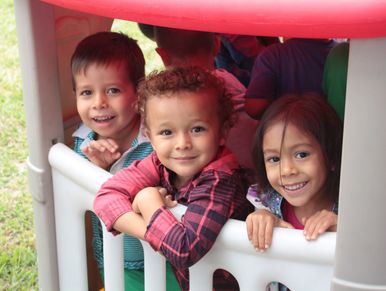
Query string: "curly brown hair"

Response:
xmin=137 ymin=66 xmax=236 ymax=130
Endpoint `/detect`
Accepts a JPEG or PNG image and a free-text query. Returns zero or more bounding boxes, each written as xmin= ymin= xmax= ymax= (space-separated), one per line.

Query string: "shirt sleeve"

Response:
xmin=144 ymin=170 xmax=236 ymax=269
xmin=246 ymin=184 xmax=271 ymax=211
xmin=93 ymin=153 xmax=160 ymax=234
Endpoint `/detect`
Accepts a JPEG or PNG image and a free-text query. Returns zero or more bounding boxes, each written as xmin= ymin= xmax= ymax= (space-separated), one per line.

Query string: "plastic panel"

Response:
xmin=49 ymin=143 xmax=336 ymax=291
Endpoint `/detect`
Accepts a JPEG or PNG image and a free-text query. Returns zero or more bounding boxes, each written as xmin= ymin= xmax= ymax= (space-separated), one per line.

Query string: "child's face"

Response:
xmin=262 ymin=121 xmax=328 ymax=212
xmin=145 ymin=90 xmax=226 ymax=188
xmin=75 ymin=62 xmax=138 ymax=141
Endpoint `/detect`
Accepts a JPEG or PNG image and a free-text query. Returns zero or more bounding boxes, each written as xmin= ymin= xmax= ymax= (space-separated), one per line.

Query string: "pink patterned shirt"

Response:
xmin=94 ymin=147 xmax=253 ymax=290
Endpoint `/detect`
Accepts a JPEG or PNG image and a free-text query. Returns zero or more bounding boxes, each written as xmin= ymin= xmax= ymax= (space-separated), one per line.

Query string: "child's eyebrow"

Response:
xmin=288 ymin=143 xmax=314 ymax=150
xmin=263 ymin=143 xmax=314 ymax=155
xmin=262 ymin=149 xmax=279 ymax=156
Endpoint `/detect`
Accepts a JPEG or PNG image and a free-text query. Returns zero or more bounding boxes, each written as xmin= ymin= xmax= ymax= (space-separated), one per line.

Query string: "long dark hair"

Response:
xmin=253 ymin=93 xmax=343 ymax=201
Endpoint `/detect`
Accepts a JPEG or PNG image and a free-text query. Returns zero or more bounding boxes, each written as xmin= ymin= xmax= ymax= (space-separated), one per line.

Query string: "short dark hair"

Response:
xmin=253 ymin=93 xmax=343 ymax=201
xmin=71 ymin=31 xmax=145 ymax=89
xmin=137 ymin=66 xmax=235 ymax=130
xmin=154 ymin=26 xmax=215 ymax=60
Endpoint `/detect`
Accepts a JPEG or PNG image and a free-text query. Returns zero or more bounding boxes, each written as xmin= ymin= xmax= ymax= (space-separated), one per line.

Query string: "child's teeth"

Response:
xmin=94 ymin=116 xmax=113 ymax=122
xmin=285 ymin=182 xmax=306 ymax=190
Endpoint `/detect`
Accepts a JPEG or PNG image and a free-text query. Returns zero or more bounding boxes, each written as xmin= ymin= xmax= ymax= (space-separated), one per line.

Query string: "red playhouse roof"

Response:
xmin=42 ymin=0 xmax=386 ymax=38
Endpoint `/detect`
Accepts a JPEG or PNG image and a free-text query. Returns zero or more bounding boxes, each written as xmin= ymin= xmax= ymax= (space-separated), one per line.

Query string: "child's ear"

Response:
xmin=144 ymin=128 xmax=156 ymax=148
xmin=155 ymin=47 xmax=171 ymax=67
xmin=144 ymin=128 xmax=151 ymax=139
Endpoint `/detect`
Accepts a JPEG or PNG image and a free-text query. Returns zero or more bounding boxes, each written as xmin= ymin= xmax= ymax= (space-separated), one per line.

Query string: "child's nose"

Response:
xmin=93 ymin=93 xmax=108 ymax=109
xmin=280 ymin=158 xmax=297 ymax=176
xmin=175 ymin=133 xmax=192 ymax=150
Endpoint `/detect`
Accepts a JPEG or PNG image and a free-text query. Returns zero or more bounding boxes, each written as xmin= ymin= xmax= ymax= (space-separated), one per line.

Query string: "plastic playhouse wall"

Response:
xmin=13 ymin=0 xmax=386 ymax=290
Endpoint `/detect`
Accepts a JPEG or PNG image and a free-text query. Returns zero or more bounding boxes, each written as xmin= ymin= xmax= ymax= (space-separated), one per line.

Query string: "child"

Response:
xmin=71 ymin=31 xmax=179 ymax=291
xmin=153 ymin=26 xmax=259 ymax=170
xmin=245 ymin=93 xmax=342 ymax=290
xmin=245 ymin=38 xmax=336 ymax=119
xmin=246 ymin=93 xmax=342 ymax=249
xmin=94 ymin=66 xmax=254 ymax=291
xmin=215 ymin=34 xmax=279 ymax=87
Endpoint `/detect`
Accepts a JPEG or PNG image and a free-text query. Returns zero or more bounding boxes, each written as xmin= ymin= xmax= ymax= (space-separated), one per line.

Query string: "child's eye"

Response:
xmin=160 ymin=130 xmax=172 ymax=136
xmin=191 ymin=126 xmax=205 ymax=133
xmin=266 ymin=156 xmax=280 ymax=163
xmin=79 ymin=90 xmax=92 ymax=96
xmin=107 ymin=87 xmax=121 ymax=95
xmin=295 ymin=152 xmax=309 ymax=159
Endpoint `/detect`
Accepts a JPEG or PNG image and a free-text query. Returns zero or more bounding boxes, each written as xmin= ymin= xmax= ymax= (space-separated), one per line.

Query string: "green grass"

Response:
xmin=0 ymin=2 xmax=160 ymax=290
xmin=0 ymin=0 xmax=37 ymax=290
xmin=112 ymin=20 xmax=163 ymax=73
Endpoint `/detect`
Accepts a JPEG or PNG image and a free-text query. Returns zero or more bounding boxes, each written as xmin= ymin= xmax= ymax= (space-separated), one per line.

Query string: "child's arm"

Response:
xmin=82 ymin=139 xmax=121 ymax=170
xmin=93 ymin=153 xmax=161 ymax=234
xmin=111 ymin=211 xmax=148 ymax=239
xmin=302 ymin=210 xmax=338 ymax=240
xmin=134 ymin=173 xmax=240 ymax=269
xmin=246 ymin=209 xmax=294 ymax=252
xmin=112 ymin=187 xmax=176 ymax=239
xmin=246 ymin=185 xmax=293 ymax=251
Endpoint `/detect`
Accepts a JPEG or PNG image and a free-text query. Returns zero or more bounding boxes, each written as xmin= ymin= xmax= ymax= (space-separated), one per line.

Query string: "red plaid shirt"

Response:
xmin=94 ymin=147 xmax=253 ymax=290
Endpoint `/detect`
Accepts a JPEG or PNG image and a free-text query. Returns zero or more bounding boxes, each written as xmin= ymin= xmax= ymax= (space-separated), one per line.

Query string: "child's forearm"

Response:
xmin=133 ymin=187 xmax=165 ymax=224
xmin=113 ymin=211 xmax=147 ymax=240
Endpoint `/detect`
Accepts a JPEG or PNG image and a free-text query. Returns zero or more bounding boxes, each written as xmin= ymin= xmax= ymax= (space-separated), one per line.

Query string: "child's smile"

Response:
xmin=145 ymin=90 xmax=226 ymax=188
xmin=263 ymin=121 xmax=328 ymax=214
xmin=282 ymin=181 xmax=308 ymax=192
xmin=75 ymin=62 xmax=139 ymax=148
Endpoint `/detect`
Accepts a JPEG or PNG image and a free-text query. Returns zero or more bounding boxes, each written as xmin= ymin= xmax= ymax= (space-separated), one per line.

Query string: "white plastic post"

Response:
xmin=331 ymin=38 xmax=386 ymax=291
xmin=103 ymin=228 xmax=125 ymax=291
xmin=14 ymin=0 xmax=64 ymax=290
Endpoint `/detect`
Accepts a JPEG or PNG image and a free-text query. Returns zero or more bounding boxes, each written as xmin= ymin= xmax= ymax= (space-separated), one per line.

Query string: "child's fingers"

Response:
xmin=88 ymin=140 xmax=107 ymax=152
xmin=104 ymin=139 xmax=119 ymax=153
xmin=164 ymin=195 xmax=177 ymax=208
xmin=303 ymin=211 xmax=337 ymax=240
xmin=246 ymin=210 xmax=277 ymax=252
xmin=256 ymin=220 xmax=267 ymax=250
xmin=90 ymin=139 xmax=118 ymax=153
xmin=256 ymin=219 xmax=275 ymax=251
xmin=157 ymin=187 xmax=168 ymax=196
xmin=246 ymin=213 xmax=266 ymax=250
xmin=252 ymin=219 xmax=265 ymax=251
xmin=303 ymin=214 xmax=318 ymax=240
xmin=157 ymin=188 xmax=177 ymax=208
xmin=304 ymin=221 xmax=319 ymax=240
xmin=263 ymin=220 xmax=275 ymax=250
xmin=246 ymin=215 xmax=254 ymax=241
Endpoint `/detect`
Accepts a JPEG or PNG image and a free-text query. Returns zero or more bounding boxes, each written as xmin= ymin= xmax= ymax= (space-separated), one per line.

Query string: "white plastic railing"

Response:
xmin=49 ymin=143 xmax=336 ymax=291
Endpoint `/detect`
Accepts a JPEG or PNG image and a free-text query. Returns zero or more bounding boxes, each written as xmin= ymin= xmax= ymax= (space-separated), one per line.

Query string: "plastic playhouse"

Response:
xmin=13 ymin=0 xmax=386 ymax=290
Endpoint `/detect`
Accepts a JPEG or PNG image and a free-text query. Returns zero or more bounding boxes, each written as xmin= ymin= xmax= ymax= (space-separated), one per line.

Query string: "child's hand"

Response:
xmin=82 ymin=139 xmax=121 ymax=170
xmin=246 ymin=209 xmax=294 ymax=252
xmin=133 ymin=187 xmax=177 ymax=214
xmin=158 ymin=187 xmax=177 ymax=208
xmin=302 ymin=210 xmax=338 ymax=240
